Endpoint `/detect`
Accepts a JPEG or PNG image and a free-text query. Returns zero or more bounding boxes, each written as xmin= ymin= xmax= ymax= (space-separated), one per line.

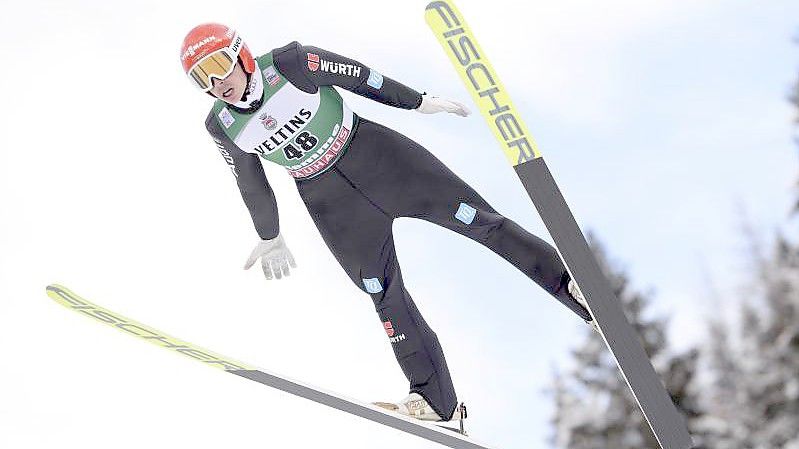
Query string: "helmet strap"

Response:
xmin=240 ymin=60 xmax=251 ymax=102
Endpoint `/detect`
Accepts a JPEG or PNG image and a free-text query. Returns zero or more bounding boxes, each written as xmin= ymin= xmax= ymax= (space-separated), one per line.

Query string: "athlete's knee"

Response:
xmin=350 ymin=258 xmax=398 ymax=298
xmin=361 ymin=276 xmax=385 ymax=295
xmin=454 ymin=201 xmax=504 ymax=226
xmin=453 ymin=202 xmax=479 ymax=226
xmin=360 ymin=272 xmax=400 ymax=306
xmin=453 ymin=201 xmax=507 ymax=239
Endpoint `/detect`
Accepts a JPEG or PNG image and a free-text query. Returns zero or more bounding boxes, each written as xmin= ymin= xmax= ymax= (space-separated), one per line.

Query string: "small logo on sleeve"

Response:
xmin=307 ymin=53 xmax=320 ymax=71
xmin=218 ymin=108 xmax=235 ymax=129
xmin=367 ymin=69 xmax=384 ymax=89
xmin=306 ymin=52 xmax=361 ymax=77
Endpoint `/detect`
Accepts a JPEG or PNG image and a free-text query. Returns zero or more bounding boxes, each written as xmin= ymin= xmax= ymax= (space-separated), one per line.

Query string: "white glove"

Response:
xmin=415 ymin=94 xmax=471 ymax=117
xmin=244 ymin=233 xmax=297 ymax=280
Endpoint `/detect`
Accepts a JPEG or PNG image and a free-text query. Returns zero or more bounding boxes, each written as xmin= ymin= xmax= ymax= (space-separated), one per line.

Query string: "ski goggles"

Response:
xmin=187 ymin=35 xmax=243 ymax=91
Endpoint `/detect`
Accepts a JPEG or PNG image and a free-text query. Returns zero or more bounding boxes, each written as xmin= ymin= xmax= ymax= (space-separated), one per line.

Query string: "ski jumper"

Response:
xmin=205 ymin=42 xmax=590 ymax=421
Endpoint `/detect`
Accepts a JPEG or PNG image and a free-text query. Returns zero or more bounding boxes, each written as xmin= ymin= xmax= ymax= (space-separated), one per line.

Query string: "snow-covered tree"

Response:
xmin=551 ymin=35 xmax=799 ymax=449
xmin=548 ymin=235 xmax=798 ymax=449
xmin=691 ymin=321 xmax=747 ymax=448
xmin=548 ymin=234 xmax=702 ymax=449
xmin=714 ymin=33 xmax=799 ymax=447
xmin=703 ymin=237 xmax=799 ymax=448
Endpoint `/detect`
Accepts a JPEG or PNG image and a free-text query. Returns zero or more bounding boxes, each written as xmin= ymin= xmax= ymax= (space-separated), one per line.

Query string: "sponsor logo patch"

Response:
xmin=455 ymin=202 xmax=477 ymax=224
xmin=253 ymin=108 xmax=314 ymax=154
xmin=218 ymin=107 xmax=235 ymax=129
xmin=258 ymin=112 xmax=278 ymax=130
xmin=390 ymin=333 xmax=407 ymax=344
xmin=306 ymin=52 xmax=320 ymax=71
xmin=367 ymin=69 xmax=384 ymax=89
xmin=287 ymin=125 xmax=351 ymax=179
xmin=363 ymin=277 xmax=383 ymax=293
xmin=181 ymin=35 xmax=218 ymax=62
xmin=383 ymin=321 xmax=395 ymax=337
xmin=262 ymin=65 xmax=281 ymax=86
xmin=306 ymin=52 xmax=362 ymax=77
xmin=319 ymin=58 xmax=361 ymax=77
xmin=383 ymin=320 xmax=407 ymax=344
xmin=229 ymin=35 xmax=242 ymax=54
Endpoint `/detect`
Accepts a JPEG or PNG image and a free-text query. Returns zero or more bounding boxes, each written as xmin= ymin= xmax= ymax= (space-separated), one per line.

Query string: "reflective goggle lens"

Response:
xmin=188 ymin=49 xmax=235 ymax=91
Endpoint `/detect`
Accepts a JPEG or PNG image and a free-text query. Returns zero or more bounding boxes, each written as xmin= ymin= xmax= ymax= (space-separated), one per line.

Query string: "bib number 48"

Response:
xmin=284 ymin=131 xmax=318 ymax=160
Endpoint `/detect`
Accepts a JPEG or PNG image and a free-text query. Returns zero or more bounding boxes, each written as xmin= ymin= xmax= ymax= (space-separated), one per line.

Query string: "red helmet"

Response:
xmin=180 ymin=23 xmax=255 ymax=91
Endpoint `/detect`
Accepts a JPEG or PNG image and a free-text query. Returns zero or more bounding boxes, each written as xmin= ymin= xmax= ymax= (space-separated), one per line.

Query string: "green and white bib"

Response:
xmin=212 ymin=53 xmax=356 ymax=179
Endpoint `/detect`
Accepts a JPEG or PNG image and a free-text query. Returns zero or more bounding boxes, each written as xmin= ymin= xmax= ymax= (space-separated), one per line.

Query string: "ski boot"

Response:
xmin=373 ymin=393 xmax=468 ymax=435
xmin=568 ymin=279 xmax=601 ymax=333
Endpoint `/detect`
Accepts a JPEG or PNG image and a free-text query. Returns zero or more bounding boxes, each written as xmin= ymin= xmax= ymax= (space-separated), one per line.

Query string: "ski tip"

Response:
xmin=424 ymin=0 xmax=458 ymax=24
xmin=46 ymin=284 xmax=78 ymax=308
xmin=425 ymin=0 xmax=456 ymax=10
xmin=45 ymin=284 xmax=69 ymax=298
xmin=46 ymin=285 xmax=87 ymax=309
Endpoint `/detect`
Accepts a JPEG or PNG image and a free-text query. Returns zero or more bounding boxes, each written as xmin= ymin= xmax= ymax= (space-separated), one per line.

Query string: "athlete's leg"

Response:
xmin=338 ymin=118 xmax=589 ymax=320
xmin=295 ymin=165 xmax=459 ymax=420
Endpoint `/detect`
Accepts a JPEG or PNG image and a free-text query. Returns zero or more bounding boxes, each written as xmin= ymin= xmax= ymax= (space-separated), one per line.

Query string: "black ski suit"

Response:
xmin=205 ymin=42 xmax=590 ymax=421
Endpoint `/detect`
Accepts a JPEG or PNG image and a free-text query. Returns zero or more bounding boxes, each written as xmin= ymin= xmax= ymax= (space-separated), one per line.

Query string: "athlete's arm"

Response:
xmin=205 ymin=112 xmax=280 ymax=240
xmin=273 ymin=41 xmax=423 ymax=109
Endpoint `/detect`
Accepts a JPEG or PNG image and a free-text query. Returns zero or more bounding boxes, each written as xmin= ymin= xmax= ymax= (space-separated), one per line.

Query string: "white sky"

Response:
xmin=1 ymin=1 xmax=797 ymax=448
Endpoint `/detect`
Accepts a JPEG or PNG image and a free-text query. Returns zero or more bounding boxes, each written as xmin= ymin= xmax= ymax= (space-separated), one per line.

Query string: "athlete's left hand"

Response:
xmin=415 ymin=94 xmax=471 ymax=117
xmin=244 ymin=233 xmax=297 ymax=281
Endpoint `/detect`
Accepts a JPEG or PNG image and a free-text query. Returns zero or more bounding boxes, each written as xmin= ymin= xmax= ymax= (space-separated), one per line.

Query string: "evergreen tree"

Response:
xmin=693 ymin=321 xmax=748 ymax=448
xmin=549 ymin=234 xmax=702 ymax=449
xmin=732 ymin=238 xmax=798 ymax=447
xmin=715 ymin=33 xmax=799 ymax=447
xmin=551 ymin=34 xmax=799 ymax=449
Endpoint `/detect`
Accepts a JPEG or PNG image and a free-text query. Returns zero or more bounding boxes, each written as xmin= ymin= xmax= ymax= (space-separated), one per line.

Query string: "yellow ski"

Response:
xmin=46 ymin=284 xmax=491 ymax=449
xmin=425 ymin=2 xmax=693 ymax=448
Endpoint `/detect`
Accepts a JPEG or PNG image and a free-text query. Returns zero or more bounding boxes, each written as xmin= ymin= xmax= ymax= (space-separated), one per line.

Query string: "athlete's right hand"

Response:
xmin=415 ymin=94 xmax=471 ymax=117
xmin=244 ymin=233 xmax=297 ymax=280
